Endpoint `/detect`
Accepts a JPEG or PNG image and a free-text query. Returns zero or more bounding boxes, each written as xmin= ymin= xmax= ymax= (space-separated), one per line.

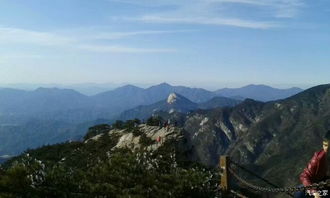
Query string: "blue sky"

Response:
xmin=0 ymin=0 xmax=329 ymax=89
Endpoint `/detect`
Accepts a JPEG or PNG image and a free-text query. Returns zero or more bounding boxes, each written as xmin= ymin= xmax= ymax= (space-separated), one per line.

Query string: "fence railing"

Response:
xmin=219 ymin=155 xmax=330 ymax=198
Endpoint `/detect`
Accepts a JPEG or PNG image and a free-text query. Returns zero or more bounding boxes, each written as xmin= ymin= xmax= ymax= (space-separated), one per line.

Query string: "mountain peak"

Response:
xmin=242 ymin=84 xmax=271 ymax=89
xmin=152 ymin=82 xmax=172 ymax=89
xmin=167 ymin=93 xmax=178 ymax=104
xmin=34 ymin=87 xmax=84 ymax=96
xmin=216 ymin=84 xmax=303 ymax=102
xmin=146 ymin=82 xmax=172 ymax=91
xmin=118 ymin=84 xmax=141 ymax=90
xmin=159 ymin=82 xmax=171 ymax=87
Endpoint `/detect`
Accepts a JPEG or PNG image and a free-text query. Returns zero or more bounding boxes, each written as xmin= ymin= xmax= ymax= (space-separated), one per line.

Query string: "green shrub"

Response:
xmin=132 ymin=128 xmax=143 ymax=137
xmin=139 ymin=134 xmax=155 ymax=146
xmin=124 ymin=119 xmax=141 ymax=129
xmin=146 ymin=116 xmax=163 ymax=126
xmin=83 ymin=124 xmax=111 ymax=140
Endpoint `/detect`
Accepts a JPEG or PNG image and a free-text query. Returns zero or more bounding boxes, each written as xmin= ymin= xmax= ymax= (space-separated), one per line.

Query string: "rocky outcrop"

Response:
xmin=181 ymin=85 xmax=330 ymax=188
xmin=85 ymin=124 xmax=187 ymax=152
xmin=88 ymin=84 xmax=330 ymax=190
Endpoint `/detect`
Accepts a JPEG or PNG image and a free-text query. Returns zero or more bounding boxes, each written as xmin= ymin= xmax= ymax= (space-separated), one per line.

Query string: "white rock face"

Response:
xmin=200 ymin=117 xmax=209 ymax=126
xmin=116 ymin=124 xmax=182 ymax=151
xmin=169 ymin=108 xmax=175 ymax=114
xmin=238 ymin=123 xmax=247 ymax=131
xmin=275 ymin=103 xmax=283 ymax=109
xmin=86 ymin=133 xmax=104 ymax=142
xmin=167 ymin=93 xmax=177 ymax=104
xmin=245 ymin=142 xmax=255 ymax=153
xmin=116 ymin=133 xmax=141 ymax=150
xmin=219 ymin=122 xmax=233 ymax=141
xmin=85 ymin=124 xmax=183 ymax=152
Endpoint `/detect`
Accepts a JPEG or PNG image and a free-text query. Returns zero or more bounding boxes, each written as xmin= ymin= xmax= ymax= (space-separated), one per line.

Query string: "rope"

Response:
xmin=229 ymin=160 xmax=294 ymax=197
xmin=230 ymin=189 xmax=248 ymax=198
xmin=228 ymin=167 xmax=329 ymax=194
xmin=229 ymin=160 xmax=280 ymax=189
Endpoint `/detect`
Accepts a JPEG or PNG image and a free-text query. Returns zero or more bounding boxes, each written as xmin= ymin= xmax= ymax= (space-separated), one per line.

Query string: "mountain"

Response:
xmin=0 ymin=123 xmax=222 ymax=197
xmin=119 ymin=93 xmax=241 ymax=121
xmin=0 ymin=84 xmax=213 ymax=157
xmin=215 ymin=84 xmax=303 ymax=102
xmin=0 ymin=82 xmax=122 ymax=95
xmin=92 ymin=85 xmax=146 ymax=114
xmin=0 ymin=87 xmax=117 ymax=123
xmin=178 ymin=84 xmax=330 ymax=190
xmin=0 ymin=118 xmax=112 ymax=156
xmin=0 ymin=87 xmax=116 ymax=156
xmin=89 ymin=83 xmax=218 ymax=119
xmin=145 ymin=83 xmax=216 ymax=103
xmin=118 ymin=93 xmax=198 ymax=121
xmin=61 ymin=83 xmax=121 ymax=96
xmin=92 ymin=82 xmax=217 ymax=109
xmin=0 ymin=83 xmax=303 ymax=160
xmin=0 ymin=88 xmax=28 ymax=113
xmin=0 ymin=84 xmax=215 ymax=125
xmin=198 ymin=96 xmax=241 ymax=109
xmin=0 ymin=83 xmax=302 ymax=122
xmin=139 ymin=84 xmax=329 ymax=193
xmin=0 ymin=87 xmax=92 ymax=117
xmin=2 ymin=84 xmax=329 ymax=197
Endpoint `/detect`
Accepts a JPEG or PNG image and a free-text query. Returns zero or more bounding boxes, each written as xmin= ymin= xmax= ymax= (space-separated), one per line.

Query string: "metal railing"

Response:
xmin=219 ymin=155 xmax=330 ymax=197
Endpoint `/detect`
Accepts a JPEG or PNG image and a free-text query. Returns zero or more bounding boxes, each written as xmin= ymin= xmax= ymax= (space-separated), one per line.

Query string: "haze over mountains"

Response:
xmin=215 ymin=84 xmax=303 ymax=102
xmin=2 ymin=83 xmax=330 ymax=197
xmin=0 ymin=83 xmax=303 ymax=121
xmin=118 ymin=84 xmax=330 ymax=189
xmin=169 ymin=84 xmax=330 ymax=190
xmin=0 ymin=83 xmax=303 ymax=158
xmin=118 ymin=93 xmax=241 ymax=121
xmin=0 ymin=83 xmax=124 ymax=96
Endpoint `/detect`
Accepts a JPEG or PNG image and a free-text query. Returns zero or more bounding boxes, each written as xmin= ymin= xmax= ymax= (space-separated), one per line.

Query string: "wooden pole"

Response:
xmin=220 ymin=155 xmax=230 ymax=193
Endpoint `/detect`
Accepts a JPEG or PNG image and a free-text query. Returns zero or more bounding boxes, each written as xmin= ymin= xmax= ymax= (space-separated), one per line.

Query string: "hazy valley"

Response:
xmin=0 ymin=83 xmax=302 ymax=157
xmin=1 ymin=83 xmax=330 ymax=197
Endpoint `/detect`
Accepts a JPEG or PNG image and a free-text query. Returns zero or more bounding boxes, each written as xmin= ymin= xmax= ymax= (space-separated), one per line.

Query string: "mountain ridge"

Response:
xmin=0 ymin=83 xmax=305 ymax=158
xmin=215 ymin=84 xmax=303 ymax=102
xmin=119 ymin=92 xmax=241 ymax=121
xmin=1 ymin=83 xmax=330 ymax=198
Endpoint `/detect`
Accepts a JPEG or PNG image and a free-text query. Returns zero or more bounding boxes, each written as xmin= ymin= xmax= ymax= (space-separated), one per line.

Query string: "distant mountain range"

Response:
xmin=215 ymin=84 xmax=303 ymax=102
xmin=4 ymin=83 xmax=330 ymax=197
xmin=0 ymin=83 xmax=303 ymax=157
xmin=118 ymin=93 xmax=241 ymax=121
xmin=0 ymin=83 xmax=303 ymax=122
xmin=0 ymin=83 xmax=123 ymax=96
xmin=122 ymin=84 xmax=329 ymax=193
xmin=148 ymin=84 xmax=330 ymax=190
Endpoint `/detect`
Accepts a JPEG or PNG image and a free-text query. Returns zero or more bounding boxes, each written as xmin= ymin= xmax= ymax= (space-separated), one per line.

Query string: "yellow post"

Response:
xmin=220 ymin=155 xmax=230 ymax=193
